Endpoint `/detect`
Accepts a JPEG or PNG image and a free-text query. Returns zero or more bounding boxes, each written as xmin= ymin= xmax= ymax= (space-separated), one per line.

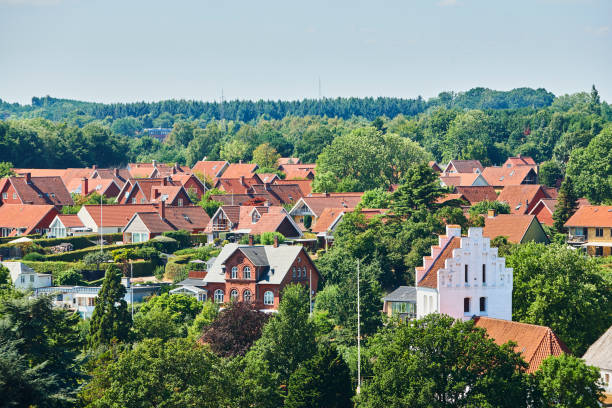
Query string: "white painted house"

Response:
xmin=582 ymin=325 xmax=612 ymax=395
xmin=415 ymin=225 xmax=513 ymax=321
xmin=2 ymin=261 xmax=52 ymax=290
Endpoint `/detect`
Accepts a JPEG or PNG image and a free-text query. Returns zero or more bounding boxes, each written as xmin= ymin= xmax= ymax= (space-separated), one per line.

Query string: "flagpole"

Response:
xmin=357 ymin=258 xmax=361 ymax=394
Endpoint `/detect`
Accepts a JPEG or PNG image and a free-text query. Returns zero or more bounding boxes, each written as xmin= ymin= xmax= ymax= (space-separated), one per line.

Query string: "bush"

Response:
xmin=55 ymin=268 xmax=86 ymax=285
xmin=144 ymin=236 xmax=179 ymax=254
xmin=162 ymin=230 xmax=191 ymax=249
xmin=45 ymin=242 xmax=147 ymax=262
xmin=164 ymin=262 xmax=188 ymax=283
xmin=22 ymin=252 xmax=46 ymax=261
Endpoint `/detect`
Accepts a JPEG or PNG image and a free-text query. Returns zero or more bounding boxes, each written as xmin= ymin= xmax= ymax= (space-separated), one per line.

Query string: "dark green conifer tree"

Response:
xmin=552 ymin=177 xmax=579 ymax=233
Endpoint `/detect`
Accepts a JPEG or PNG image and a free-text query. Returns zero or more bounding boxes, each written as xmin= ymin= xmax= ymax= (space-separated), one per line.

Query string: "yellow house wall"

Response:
xmin=586 ymin=227 xmax=612 ymax=243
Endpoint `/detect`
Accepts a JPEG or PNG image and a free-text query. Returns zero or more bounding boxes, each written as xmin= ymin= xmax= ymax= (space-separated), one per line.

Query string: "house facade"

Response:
xmin=0 ymin=174 xmax=73 ymax=207
xmin=49 ymin=214 xmax=91 ymax=238
xmin=482 ymin=213 xmax=549 ymax=244
xmin=582 ymin=325 xmax=612 ymax=395
xmin=415 ymin=225 xmax=513 ymax=321
xmin=2 ymin=261 xmax=52 ymax=290
xmin=0 ymin=204 xmax=59 ymax=237
xmin=565 ymin=205 xmax=612 ymax=257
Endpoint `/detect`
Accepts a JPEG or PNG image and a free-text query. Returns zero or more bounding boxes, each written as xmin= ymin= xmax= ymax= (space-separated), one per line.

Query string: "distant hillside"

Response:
xmin=0 ymin=87 xmax=555 ymax=122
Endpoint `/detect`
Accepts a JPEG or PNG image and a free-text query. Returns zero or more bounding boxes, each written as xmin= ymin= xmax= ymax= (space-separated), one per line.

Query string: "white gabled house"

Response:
xmin=2 ymin=261 xmax=52 ymax=290
xmin=415 ymin=225 xmax=513 ymax=321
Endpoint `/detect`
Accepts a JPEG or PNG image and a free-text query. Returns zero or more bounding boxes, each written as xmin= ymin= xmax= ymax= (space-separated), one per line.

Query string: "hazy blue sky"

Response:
xmin=1 ymin=0 xmax=610 ymax=104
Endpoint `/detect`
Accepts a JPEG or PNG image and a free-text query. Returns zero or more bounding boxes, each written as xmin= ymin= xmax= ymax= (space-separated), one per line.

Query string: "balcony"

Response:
xmin=567 ymin=235 xmax=586 ymax=244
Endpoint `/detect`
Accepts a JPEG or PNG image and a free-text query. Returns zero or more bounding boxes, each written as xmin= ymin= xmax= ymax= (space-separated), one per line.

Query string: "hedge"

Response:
xmin=190 ymin=234 xmax=209 ymax=245
xmin=0 ymin=234 xmax=40 ymax=244
xmin=0 ymin=233 xmax=123 ymax=250
xmin=45 ymin=242 xmax=147 ymax=262
xmin=22 ymin=259 xmax=155 ymax=280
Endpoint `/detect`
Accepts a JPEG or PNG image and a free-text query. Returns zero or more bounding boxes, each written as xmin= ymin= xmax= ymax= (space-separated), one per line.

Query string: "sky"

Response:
xmin=1 ymin=0 xmax=610 ymax=105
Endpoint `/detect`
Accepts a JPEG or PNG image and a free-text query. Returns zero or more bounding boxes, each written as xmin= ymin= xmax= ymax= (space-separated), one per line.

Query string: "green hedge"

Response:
xmin=190 ymin=234 xmax=209 ymax=245
xmin=22 ymin=259 xmax=155 ymax=280
xmin=45 ymin=242 xmax=147 ymax=262
xmin=0 ymin=233 xmax=124 ymax=250
xmin=0 ymin=234 xmax=40 ymax=244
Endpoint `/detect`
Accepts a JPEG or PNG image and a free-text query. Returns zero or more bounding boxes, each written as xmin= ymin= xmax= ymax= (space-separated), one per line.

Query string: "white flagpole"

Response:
xmin=357 ymin=258 xmax=361 ymax=394
xmin=309 ymin=267 xmax=312 ymax=317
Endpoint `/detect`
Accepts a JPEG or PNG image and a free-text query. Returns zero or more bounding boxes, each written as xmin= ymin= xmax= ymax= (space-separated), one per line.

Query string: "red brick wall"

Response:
xmin=32 ymin=208 xmax=60 ymax=234
xmin=0 ymin=183 xmax=22 ymax=205
xmin=183 ymin=178 xmax=205 ymax=200
xmin=170 ymin=189 xmax=192 ymax=206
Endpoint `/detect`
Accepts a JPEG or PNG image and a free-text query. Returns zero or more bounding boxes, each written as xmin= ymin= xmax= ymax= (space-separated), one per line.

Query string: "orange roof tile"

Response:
xmin=497 ymin=185 xmax=545 ymax=214
xmin=277 ymin=157 xmax=301 ymax=166
xmin=444 ymin=160 xmax=484 ymax=174
xmin=82 ymin=204 xmax=156 ymax=227
xmin=503 ymin=155 xmax=537 ymax=167
xmin=13 ymin=168 xmax=67 ymax=178
xmin=191 ymin=161 xmax=228 ymax=179
xmin=280 ymin=163 xmax=316 ymax=180
xmin=439 ymin=173 xmax=484 ymax=187
xmin=482 ymin=214 xmax=537 ymax=243
xmin=275 ymin=179 xmax=313 ymax=195
xmin=0 ymin=204 xmax=58 ymax=234
xmin=565 ymin=205 xmax=612 ymax=228
xmin=454 ymin=186 xmax=498 ymax=204
xmin=296 ymin=195 xmax=364 ymax=218
xmin=56 ymin=214 xmax=84 ymax=228
xmin=481 ymin=166 xmax=537 ymax=187
xmin=2 ymin=175 xmax=73 ymax=206
xmin=473 ymin=317 xmax=570 ymax=373
xmin=311 ymin=208 xmax=349 ymax=233
xmin=221 ymin=163 xmax=258 ymax=179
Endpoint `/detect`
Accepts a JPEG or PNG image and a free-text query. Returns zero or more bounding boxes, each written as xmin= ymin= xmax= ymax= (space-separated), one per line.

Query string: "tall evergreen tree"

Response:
xmin=391 ymin=163 xmax=448 ymax=216
xmin=87 ymin=265 xmax=131 ymax=348
xmin=552 ymin=177 xmax=579 ymax=233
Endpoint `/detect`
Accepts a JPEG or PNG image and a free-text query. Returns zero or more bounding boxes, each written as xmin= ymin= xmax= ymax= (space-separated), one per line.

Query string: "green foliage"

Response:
xmin=261 ymin=232 xmax=285 ymax=245
xmin=55 ymin=268 xmax=86 ymax=286
xmin=505 ymin=243 xmax=612 ymax=355
xmin=468 ymin=200 xmax=511 ymax=217
xmin=0 ymin=161 xmax=15 ymax=178
xmin=252 ymin=142 xmax=281 ymax=169
xmin=87 ymin=266 xmax=131 ymax=348
xmin=553 ymin=176 xmax=580 ymax=233
xmin=138 ymin=293 xmax=202 ymax=322
xmin=359 ymin=314 xmax=530 ymax=407
xmin=198 ymin=187 xmax=226 ymax=217
xmin=391 ymin=163 xmax=448 ymax=216
xmin=144 ymin=235 xmax=179 ymax=253
xmin=80 ymin=338 xmax=233 ymax=408
xmin=534 ymin=354 xmax=603 ymax=408
xmin=0 ymin=265 xmax=9 ymax=285
xmin=188 ymin=300 xmax=219 ymax=340
xmin=285 ymin=344 xmax=353 ymax=408
xmin=22 ymin=251 xmax=46 ymax=261
xmin=162 ymin=229 xmax=191 ymax=249
xmin=359 ymin=187 xmax=392 ymax=209
xmin=538 ymin=160 xmax=564 ymax=187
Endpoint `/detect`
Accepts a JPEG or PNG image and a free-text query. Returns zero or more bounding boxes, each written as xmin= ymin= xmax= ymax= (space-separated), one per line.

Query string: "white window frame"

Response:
xmin=243 ymin=290 xmax=252 ymax=302
xmin=230 ymin=289 xmax=239 ymax=302
xmin=243 ymin=266 xmax=251 ymax=279
xmin=214 ymin=289 xmax=224 ymax=303
xmin=231 ymin=266 xmax=238 ymax=279
xmin=264 ymin=291 xmax=274 ymax=305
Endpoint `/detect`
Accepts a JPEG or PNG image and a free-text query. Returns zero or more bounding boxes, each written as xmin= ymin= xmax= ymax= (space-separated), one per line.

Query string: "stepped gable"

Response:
xmin=416 ymin=225 xmax=462 ymax=289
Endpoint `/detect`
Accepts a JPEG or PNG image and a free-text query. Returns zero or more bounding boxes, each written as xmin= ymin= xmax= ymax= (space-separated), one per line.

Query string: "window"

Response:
xmin=252 ymin=211 xmax=260 ymax=223
xmin=178 ymin=198 xmax=183 ymax=207
xmin=12 ymin=193 xmax=16 ymax=200
xmin=482 ymin=264 xmax=486 ymax=284
xmin=230 ymin=289 xmax=239 ymax=301
xmin=297 ymin=257 xmax=301 ymax=263
xmin=264 ymin=291 xmax=274 ymax=305
xmin=595 ymin=246 xmax=604 ymax=256
xmin=20 ymin=276 xmax=25 ymax=283
xmin=243 ymin=266 xmax=251 ymax=279
xmin=231 ymin=266 xmax=238 ymax=279
xmin=464 ymin=297 xmax=471 ymax=314
xmin=297 ymin=267 xmax=301 ymax=278
xmin=292 ymin=267 xmax=296 ymax=278
xmin=464 ymin=265 xmax=468 ymax=283
xmin=303 ymin=268 xmax=307 ymax=279
xmin=480 ymin=297 xmax=486 ymax=312
xmin=214 ymin=290 xmax=224 ymax=303
xmin=30 ymin=275 xmax=34 ymax=282
xmin=243 ymin=290 xmax=252 ymax=302
xmin=391 ymin=302 xmax=407 ymax=314
xmin=141 ymin=198 xmax=146 ymax=204
xmin=596 ymin=227 xmax=604 ymax=237
xmin=1 ymin=193 xmax=6 ymax=199
xmin=132 ymin=198 xmax=137 ymax=204
xmin=605 ymin=373 xmax=610 ymax=384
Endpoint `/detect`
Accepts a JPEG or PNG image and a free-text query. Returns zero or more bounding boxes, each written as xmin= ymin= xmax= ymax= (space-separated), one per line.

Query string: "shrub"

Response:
xmin=162 ymin=230 xmax=191 ymax=249
xmin=164 ymin=262 xmax=187 ymax=283
xmin=22 ymin=252 xmax=46 ymax=261
xmin=144 ymin=236 xmax=179 ymax=254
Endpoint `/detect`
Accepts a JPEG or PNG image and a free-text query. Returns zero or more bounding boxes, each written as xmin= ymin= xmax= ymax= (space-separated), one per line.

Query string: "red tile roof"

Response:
xmin=82 ymin=204 xmax=156 ymax=227
xmin=295 ymin=195 xmax=364 ymax=218
xmin=56 ymin=214 xmax=84 ymax=228
xmin=481 ymin=166 xmax=537 ymax=187
xmin=221 ymin=163 xmax=258 ymax=179
xmin=482 ymin=214 xmax=538 ymax=243
xmin=274 ymin=179 xmax=313 ymax=195
xmin=565 ymin=205 xmax=612 ymax=228
xmin=417 ymin=236 xmax=461 ymax=289
xmin=503 ymin=155 xmax=537 ymax=167
xmin=436 ymin=193 xmax=466 ymax=204
xmin=281 ymin=164 xmax=316 ymax=180
xmin=497 ymin=185 xmax=546 ymax=214
xmin=129 ymin=206 xmax=210 ymax=233
xmin=191 ymin=161 xmax=229 ymax=179
xmin=0 ymin=204 xmax=58 ymax=235
xmin=473 ymin=316 xmax=570 ymax=373
xmin=214 ymin=177 xmax=260 ymax=194
xmin=439 ymin=173 xmax=484 ymax=187
xmin=1 ymin=175 xmax=73 ymax=206
xmin=311 ymin=208 xmax=350 ymax=233
xmin=249 ymin=183 xmax=304 ymax=205
xmin=277 ymin=157 xmax=301 ymax=166
xmin=444 ymin=160 xmax=483 ymax=174
xmin=13 ymin=168 xmax=67 ymax=178
xmin=256 ymin=173 xmax=279 ymax=183
xmin=454 ymin=186 xmax=498 ymax=204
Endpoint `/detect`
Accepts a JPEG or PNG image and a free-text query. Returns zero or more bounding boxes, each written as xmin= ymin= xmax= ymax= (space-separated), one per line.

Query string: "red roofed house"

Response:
xmin=116 ymin=178 xmax=191 ymax=206
xmin=443 ymin=160 xmax=484 ymax=174
xmin=0 ymin=174 xmax=73 ymax=207
xmin=191 ymin=160 xmax=229 ymax=181
xmin=439 ymin=173 xmax=489 ymax=188
xmin=170 ymin=173 xmax=208 ymax=201
xmin=429 ymin=161 xmax=442 ymax=173
xmin=528 ymin=198 xmax=558 ymax=226
xmin=214 ymin=176 xmax=261 ymax=194
xmin=288 ymin=193 xmax=364 ymax=225
xmin=206 ymin=205 xmax=302 ymax=240
xmin=220 ymin=163 xmax=258 ymax=179
xmin=565 ymin=205 xmax=612 ymax=257
xmin=48 ymin=214 xmax=89 ymax=238
xmin=0 ymin=204 xmax=59 ymax=237
xmin=453 ymin=186 xmax=498 ymax=205
xmin=277 ymin=157 xmax=301 ymax=167
xmin=274 ymin=179 xmax=313 ymax=196
xmin=312 ymin=208 xmax=387 ymax=248
xmin=473 ymin=317 xmax=570 ymax=373
xmin=280 ymin=163 xmax=316 ymax=180
xmin=482 ymin=212 xmax=549 ymax=244
xmin=122 ymin=202 xmax=211 ymax=243
xmin=66 ymin=177 xmax=121 ymax=199
xmin=416 ymin=225 xmax=513 ymax=321
xmin=497 ymin=185 xmax=548 ymax=215
xmin=202 ymin=241 xmax=320 ymax=311
xmin=502 ymin=155 xmax=537 ymax=169
xmin=481 ymin=165 xmax=538 ymax=190
xmin=77 ymin=204 xmax=157 ymax=233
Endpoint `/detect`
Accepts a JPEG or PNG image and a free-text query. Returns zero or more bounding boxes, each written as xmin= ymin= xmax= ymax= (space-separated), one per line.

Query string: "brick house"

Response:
xmin=0 ymin=204 xmax=59 ymax=237
xmin=116 ymin=178 xmax=191 ymax=206
xmin=0 ymin=174 xmax=73 ymax=207
xmin=203 ymin=240 xmax=320 ymax=311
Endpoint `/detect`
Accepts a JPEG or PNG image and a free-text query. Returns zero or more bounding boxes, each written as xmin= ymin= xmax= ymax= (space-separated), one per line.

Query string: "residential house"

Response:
xmin=209 ymin=182 xmax=305 ymax=207
xmin=170 ymin=173 xmax=208 ymax=200
xmin=66 ymin=177 xmax=121 ymax=199
xmin=383 ymin=286 xmax=417 ymax=320
xmin=502 ymin=155 xmax=537 ymax=169
xmin=48 ymin=214 xmax=91 ymax=238
xmin=497 ymin=185 xmax=548 ymax=215
xmin=122 ymin=202 xmax=211 ymax=243
xmin=206 ymin=205 xmax=302 ymax=239
xmin=256 ymin=173 xmax=279 ymax=184
xmin=0 ymin=173 xmax=73 ymax=207
xmin=191 ymin=160 xmax=229 ymax=181
xmin=453 ymin=186 xmax=498 ymax=205
xmin=482 ymin=212 xmax=549 ymax=244
xmin=13 ymin=168 xmax=66 ymax=178
xmin=116 ymin=178 xmax=191 ymax=206
xmin=565 ymin=205 xmax=612 ymax=256
xmin=171 ymin=270 xmax=210 ymax=301
xmin=202 ymin=241 xmax=320 ymax=311
xmin=415 ymin=225 xmax=513 ymax=321
xmin=90 ymin=167 xmax=131 ymax=188
xmin=473 ymin=317 xmax=569 ymax=373
xmin=220 ymin=163 xmax=259 ymax=179
xmin=428 ymin=161 xmax=442 ymax=173
xmin=311 ymin=207 xmax=387 ymax=247
xmin=439 ymin=173 xmax=489 ymax=188
xmin=0 ymin=204 xmax=59 ymax=237
xmin=274 ymin=179 xmax=313 ymax=196
xmin=288 ymin=193 xmax=364 ymax=225
xmin=2 ymin=261 xmax=52 ymax=289
xmin=277 ymin=157 xmax=301 ymax=167
xmin=583 ymin=325 xmax=612 ymax=396
xmin=279 ymin=163 xmax=316 ymax=180
xmin=127 ymin=160 xmax=189 ymax=179
xmin=77 ymin=204 xmax=157 ymax=233
xmin=481 ymin=166 xmax=538 ymax=190
xmin=443 ymin=160 xmax=484 ymax=174
xmin=528 ymin=198 xmax=558 ymax=226
xmin=214 ymin=176 xmax=261 ymax=194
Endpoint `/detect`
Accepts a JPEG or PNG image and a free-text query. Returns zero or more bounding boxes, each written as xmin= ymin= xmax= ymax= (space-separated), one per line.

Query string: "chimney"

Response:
xmin=264 ymin=182 xmax=270 ymax=191
xmin=248 ymin=234 xmax=253 ymax=246
xmin=81 ymin=177 xmax=89 ymax=197
xmin=25 ymin=173 xmax=31 ymax=184
xmin=273 ymin=235 xmax=279 ymax=248
xmin=92 ymin=164 xmax=97 ymax=170
xmin=239 ymin=160 xmax=243 ymax=164
xmin=325 ymin=192 xmax=330 ymax=198
xmin=240 ymin=176 xmax=245 ymax=187
xmin=152 ymin=159 xmax=157 ymax=168
xmin=162 ymin=178 xmax=167 ymax=186
xmin=487 ymin=209 xmax=496 ymax=218
xmin=159 ymin=200 xmax=166 ymax=219
xmin=114 ymin=168 xmax=119 ymax=177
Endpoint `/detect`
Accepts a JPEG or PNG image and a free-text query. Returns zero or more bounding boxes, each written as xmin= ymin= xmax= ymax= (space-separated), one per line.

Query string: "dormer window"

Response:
xmin=252 ymin=211 xmax=260 ymax=223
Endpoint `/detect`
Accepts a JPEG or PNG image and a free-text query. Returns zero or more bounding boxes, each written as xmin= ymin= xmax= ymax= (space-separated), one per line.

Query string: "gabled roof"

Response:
xmin=436 ymin=193 xmax=466 ymax=204
xmin=482 ymin=214 xmax=543 ymax=243
xmin=1 ymin=175 xmax=73 ymax=206
xmin=124 ymin=206 xmax=210 ymax=234
xmin=565 ymin=205 xmax=612 ymax=228
xmin=444 ymin=160 xmax=483 ymax=174
xmin=66 ymin=177 xmax=118 ymax=197
xmin=127 ymin=162 xmax=157 ymax=178
xmin=13 ymin=168 xmax=67 ymax=178
xmin=0 ymin=204 xmax=58 ymax=235
xmin=481 ymin=166 xmax=537 ymax=187
xmin=454 ymin=186 xmax=498 ymax=204
xmin=277 ymin=157 xmax=301 ymax=167
xmin=290 ymin=195 xmax=364 ymax=218
xmin=503 ymin=155 xmax=537 ymax=167
xmin=417 ymin=236 xmax=461 ymax=289
xmin=274 ymin=179 xmax=313 ymax=195
xmin=191 ymin=160 xmax=229 ymax=179
xmin=56 ymin=214 xmax=84 ymax=228
xmin=473 ymin=316 xmax=570 ymax=373
xmin=428 ymin=161 xmax=442 ymax=173
xmin=91 ymin=168 xmax=131 ymax=186
xmin=497 ymin=185 xmax=545 ymax=214
xmin=281 ymin=164 xmax=316 ymax=180
xmin=221 ymin=163 xmax=258 ymax=179
xmin=384 ymin=286 xmax=417 ymax=303
xmin=169 ymin=173 xmax=207 ymax=192
xmin=582 ymin=325 xmax=612 ymax=371
xmin=256 ymin=173 xmax=279 ymax=183
xmin=249 ymin=183 xmax=304 ymax=205
xmin=155 ymin=163 xmax=190 ymax=178
xmin=214 ymin=177 xmax=260 ymax=194
xmin=61 ymin=168 xmax=95 ymax=184
xmin=311 ymin=208 xmax=350 ymax=233
xmin=81 ymin=204 xmax=156 ymax=227
xmin=439 ymin=173 xmax=487 ymax=187
xmin=529 ymin=198 xmax=558 ymax=216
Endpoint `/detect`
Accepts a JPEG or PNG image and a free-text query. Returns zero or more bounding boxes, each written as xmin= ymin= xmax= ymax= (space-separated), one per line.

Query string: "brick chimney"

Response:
xmin=162 ymin=177 xmax=167 ymax=186
xmin=273 ymin=235 xmax=279 ymax=248
xmin=159 ymin=200 xmax=166 ymax=219
xmin=487 ymin=209 xmax=496 ymax=218
xmin=264 ymin=182 xmax=270 ymax=191
xmin=81 ymin=177 xmax=89 ymax=197
xmin=240 ymin=176 xmax=245 ymax=187
xmin=114 ymin=168 xmax=119 ymax=178
xmin=25 ymin=173 xmax=31 ymax=184
xmin=248 ymin=234 xmax=253 ymax=246
xmin=92 ymin=164 xmax=97 ymax=170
